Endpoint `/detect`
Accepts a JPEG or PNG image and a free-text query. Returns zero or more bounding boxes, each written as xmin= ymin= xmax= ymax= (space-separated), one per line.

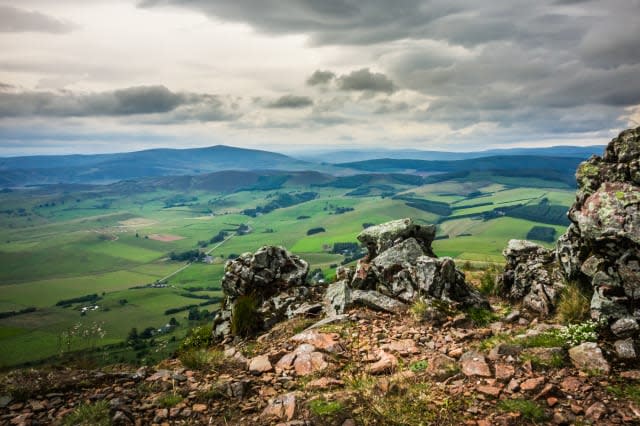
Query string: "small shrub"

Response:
xmin=478 ymin=270 xmax=497 ymax=295
xmin=520 ymin=352 xmax=566 ymax=369
xmin=179 ymin=324 xmax=213 ymax=351
xmin=557 ymin=320 xmax=601 ymax=346
xmin=466 ymin=307 xmax=498 ymax=327
xmin=497 ymin=399 xmax=547 ymax=422
xmin=409 ymin=298 xmax=430 ymax=321
xmin=519 ymin=331 xmax=566 ymax=348
xmin=62 ymin=401 xmax=111 ymax=426
xmin=409 ymin=360 xmax=428 ymax=372
xmin=556 ymin=280 xmax=591 ymax=324
xmin=157 ymin=393 xmax=183 ymax=408
xmin=179 ymin=348 xmax=224 ymax=370
xmin=309 ymin=398 xmax=344 ymax=417
xmin=231 ymin=295 xmax=261 ymax=337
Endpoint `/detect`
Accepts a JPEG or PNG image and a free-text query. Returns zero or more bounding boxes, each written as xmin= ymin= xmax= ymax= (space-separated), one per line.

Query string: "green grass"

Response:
xmin=310 ymin=398 xmax=344 ymax=417
xmin=497 ymin=399 xmax=548 ymax=422
xmin=61 ymin=400 xmax=111 ymax=426
xmin=0 ymin=173 xmax=575 ymax=367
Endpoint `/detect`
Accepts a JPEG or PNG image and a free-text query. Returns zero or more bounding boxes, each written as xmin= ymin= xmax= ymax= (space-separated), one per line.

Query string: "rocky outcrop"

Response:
xmin=498 ymin=127 xmax=640 ymax=342
xmin=213 ymin=246 xmax=311 ymax=340
xmin=324 ymin=218 xmax=488 ymax=315
xmin=499 ymin=239 xmax=564 ymax=316
xmin=558 ymin=127 xmax=640 ymax=334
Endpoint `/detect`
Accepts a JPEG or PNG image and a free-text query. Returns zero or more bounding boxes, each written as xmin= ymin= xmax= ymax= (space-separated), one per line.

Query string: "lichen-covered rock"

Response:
xmin=499 ymin=239 xmax=564 ymax=315
xmin=213 ymin=246 xmax=310 ymax=340
xmin=222 ymin=246 xmax=309 ymax=298
xmin=501 ymin=127 xmax=640 ymax=339
xmin=324 ymin=218 xmax=487 ymax=316
xmin=559 ymin=127 xmax=640 ymax=335
xmin=357 ymin=218 xmax=436 ymax=258
xmin=323 ymin=280 xmax=350 ymax=317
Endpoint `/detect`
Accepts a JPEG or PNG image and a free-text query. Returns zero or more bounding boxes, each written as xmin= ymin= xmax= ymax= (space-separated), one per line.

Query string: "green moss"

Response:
xmin=409 ymin=360 xmax=429 ymax=372
xmin=519 ymin=331 xmax=566 ymax=348
xmin=309 ymin=398 xmax=344 ymax=417
xmin=520 ymin=352 xmax=566 ymax=369
xmin=498 ymin=399 xmax=548 ymax=422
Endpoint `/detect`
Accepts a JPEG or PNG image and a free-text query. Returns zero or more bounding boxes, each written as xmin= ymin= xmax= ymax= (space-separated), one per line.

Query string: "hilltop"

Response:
xmin=1 ymin=127 xmax=639 ymax=425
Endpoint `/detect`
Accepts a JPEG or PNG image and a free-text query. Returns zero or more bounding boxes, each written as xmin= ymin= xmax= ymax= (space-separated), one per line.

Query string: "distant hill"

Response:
xmin=297 ymin=146 xmax=604 ymax=163
xmin=0 ymin=145 xmax=325 ymax=186
xmin=337 ymin=155 xmax=585 ymax=186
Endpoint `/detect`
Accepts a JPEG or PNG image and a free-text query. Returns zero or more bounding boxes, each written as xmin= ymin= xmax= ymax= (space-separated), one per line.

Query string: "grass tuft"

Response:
xmin=62 ymin=401 xmax=111 ymax=426
xmin=309 ymin=398 xmax=344 ymax=417
xmin=556 ymin=280 xmax=591 ymax=324
xmin=231 ymin=294 xmax=261 ymax=337
xmin=178 ymin=348 xmax=224 ymax=370
xmin=497 ymin=399 xmax=548 ymax=422
xmin=156 ymin=393 xmax=183 ymax=408
xmin=466 ymin=307 xmax=498 ymax=327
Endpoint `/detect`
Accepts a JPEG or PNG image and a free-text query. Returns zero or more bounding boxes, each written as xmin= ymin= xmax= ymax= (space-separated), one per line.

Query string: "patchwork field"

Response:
xmin=0 ymin=172 xmax=574 ymax=367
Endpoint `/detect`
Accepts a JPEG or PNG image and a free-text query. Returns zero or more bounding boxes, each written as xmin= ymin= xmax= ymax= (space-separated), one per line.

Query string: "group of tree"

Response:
xmin=242 ymin=192 xmax=317 ymax=217
xmin=56 ymin=294 xmax=101 ymax=307
xmin=307 ymin=227 xmax=326 ymax=236
xmin=169 ymin=249 xmax=204 ymax=262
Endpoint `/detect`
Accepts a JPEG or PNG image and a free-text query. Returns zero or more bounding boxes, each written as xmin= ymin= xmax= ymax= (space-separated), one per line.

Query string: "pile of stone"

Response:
xmin=499 ymin=126 xmax=640 ymax=357
xmin=324 ymin=218 xmax=488 ymax=316
xmin=499 ymin=239 xmax=564 ymax=316
xmin=213 ymin=246 xmax=315 ymax=340
xmin=558 ymin=127 xmax=640 ymax=322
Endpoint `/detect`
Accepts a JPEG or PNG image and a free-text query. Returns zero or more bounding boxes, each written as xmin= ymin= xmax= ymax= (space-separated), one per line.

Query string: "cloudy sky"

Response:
xmin=0 ymin=0 xmax=639 ymax=155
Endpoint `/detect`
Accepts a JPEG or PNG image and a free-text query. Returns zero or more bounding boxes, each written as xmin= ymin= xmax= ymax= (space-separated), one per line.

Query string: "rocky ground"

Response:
xmin=2 ymin=301 xmax=640 ymax=425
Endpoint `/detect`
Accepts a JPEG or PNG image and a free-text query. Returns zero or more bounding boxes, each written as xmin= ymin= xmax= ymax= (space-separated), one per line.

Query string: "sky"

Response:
xmin=0 ymin=0 xmax=639 ymax=156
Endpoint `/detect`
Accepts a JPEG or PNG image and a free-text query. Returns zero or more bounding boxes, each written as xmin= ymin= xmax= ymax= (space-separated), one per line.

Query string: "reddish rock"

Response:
xmin=477 ymin=385 xmax=501 ymax=397
xmin=261 ymin=393 xmax=297 ymax=421
xmin=520 ymin=377 xmax=545 ymax=392
xmin=249 ymin=355 xmax=273 ymax=375
xmin=560 ymin=376 xmax=583 ymax=394
xmin=291 ymin=330 xmax=341 ymax=353
xmin=428 ymin=353 xmax=459 ymax=381
xmin=570 ymin=404 xmax=584 ymax=415
xmin=494 ymin=363 xmax=515 ymax=381
xmin=380 ymin=339 xmax=419 ymax=356
xmin=293 ymin=351 xmax=328 ymax=376
xmin=547 ymin=397 xmax=558 ymax=407
xmin=585 ymin=401 xmax=607 ymax=421
xmin=621 ymin=370 xmax=640 ymax=380
xmin=305 ymin=377 xmax=344 ymax=390
xmin=460 ymin=351 xmax=492 ymax=377
xmin=367 ymin=351 xmax=398 ymax=374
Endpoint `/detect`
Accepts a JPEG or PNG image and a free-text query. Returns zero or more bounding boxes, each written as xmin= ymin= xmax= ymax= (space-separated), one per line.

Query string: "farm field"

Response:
xmin=0 ymin=171 xmax=574 ymax=367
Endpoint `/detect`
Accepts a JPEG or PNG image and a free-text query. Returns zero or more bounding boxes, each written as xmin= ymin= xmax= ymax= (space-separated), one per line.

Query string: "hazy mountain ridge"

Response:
xmin=295 ymin=145 xmax=606 ymax=163
xmin=0 ymin=144 xmax=598 ymax=187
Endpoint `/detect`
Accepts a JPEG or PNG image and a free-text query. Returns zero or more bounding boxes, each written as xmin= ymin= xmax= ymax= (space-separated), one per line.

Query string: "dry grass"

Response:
xmin=556 ymin=280 xmax=591 ymax=324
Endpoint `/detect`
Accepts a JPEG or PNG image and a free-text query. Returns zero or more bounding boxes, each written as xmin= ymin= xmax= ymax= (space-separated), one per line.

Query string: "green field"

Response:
xmin=0 ymin=172 xmax=574 ymax=367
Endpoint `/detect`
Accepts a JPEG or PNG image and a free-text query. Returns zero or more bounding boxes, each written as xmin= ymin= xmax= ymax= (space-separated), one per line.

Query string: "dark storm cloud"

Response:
xmin=0 ymin=5 xmax=76 ymax=33
xmin=337 ymin=68 xmax=395 ymax=93
xmin=136 ymin=1 xmax=640 ymax=136
xmin=306 ymin=70 xmax=336 ymax=86
xmin=267 ymin=94 xmax=314 ymax=108
xmin=0 ymin=85 xmax=237 ymax=122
